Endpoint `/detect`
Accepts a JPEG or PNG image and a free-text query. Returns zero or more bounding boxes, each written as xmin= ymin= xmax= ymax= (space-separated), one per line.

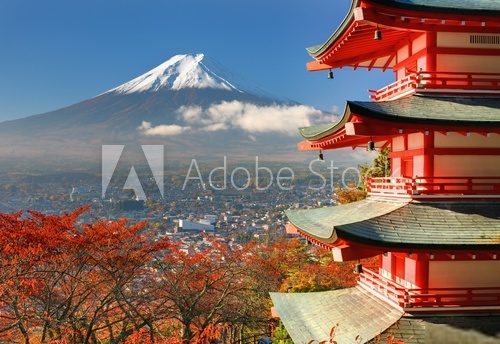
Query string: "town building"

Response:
xmin=178 ymin=219 xmax=215 ymax=233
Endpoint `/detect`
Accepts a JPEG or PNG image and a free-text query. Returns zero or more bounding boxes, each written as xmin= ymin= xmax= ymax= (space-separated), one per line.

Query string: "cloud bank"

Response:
xmin=138 ymin=101 xmax=336 ymax=137
xmin=139 ymin=121 xmax=190 ymax=136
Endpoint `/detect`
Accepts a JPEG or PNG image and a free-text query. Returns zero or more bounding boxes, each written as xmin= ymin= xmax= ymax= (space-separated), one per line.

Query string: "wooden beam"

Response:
xmin=297 ymin=140 xmax=318 ymax=151
xmin=332 ymin=244 xmax=382 ymax=262
xmin=307 ymin=60 xmax=334 ymax=72
xmin=368 ymin=57 xmax=378 ymax=71
xmin=431 ymin=47 xmax=500 ymax=56
xmin=392 ymin=47 xmax=427 ymax=71
xmin=434 ymin=148 xmax=500 ymax=155
xmin=389 ymin=147 xmax=500 ymax=158
xmin=389 ymin=148 xmax=425 ymax=159
xmin=382 ymin=54 xmax=396 ymax=72
xmin=321 ymin=47 xmax=396 ymax=69
xmin=356 ymin=6 xmax=500 ymax=33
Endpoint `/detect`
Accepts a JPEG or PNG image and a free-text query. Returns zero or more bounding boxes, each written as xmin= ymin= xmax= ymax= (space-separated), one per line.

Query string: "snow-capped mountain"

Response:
xmin=0 ymin=53 xmax=331 ymax=169
xmin=107 ymin=54 xmax=241 ymax=94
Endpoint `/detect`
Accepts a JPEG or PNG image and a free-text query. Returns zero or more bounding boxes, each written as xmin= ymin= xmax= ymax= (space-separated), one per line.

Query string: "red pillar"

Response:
xmin=426 ymin=32 xmax=437 ymax=72
xmin=414 ymin=254 xmax=429 ymax=289
xmin=423 ymin=131 xmax=434 ymax=177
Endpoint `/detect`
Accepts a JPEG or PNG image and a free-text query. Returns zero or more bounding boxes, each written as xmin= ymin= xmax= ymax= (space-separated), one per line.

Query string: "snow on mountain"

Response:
xmin=107 ymin=53 xmax=241 ymax=94
xmin=0 ymin=52 xmax=339 ymax=167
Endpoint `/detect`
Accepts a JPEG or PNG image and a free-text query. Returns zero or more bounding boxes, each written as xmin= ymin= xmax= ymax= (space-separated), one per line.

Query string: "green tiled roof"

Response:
xmin=285 ymin=199 xmax=406 ymax=242
xmin=369 ymin=315 xmax=500 ymax=344
xmin=270 ymin=287 xmax=404 ymax=344
xmin=286 ymin=201 xmax=500 ymax=248
xmin=307 ymin=0 xmax=500 ymax=57
xmin=300 ymin=96 xmax=500 ymax=141
xmin=299 ymin=121 xmax=343 ymax=140
xmin=272 ymin=289 xmax=500 ymax=344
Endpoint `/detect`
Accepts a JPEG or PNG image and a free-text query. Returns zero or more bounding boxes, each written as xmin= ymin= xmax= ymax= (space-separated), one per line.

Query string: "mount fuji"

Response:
xmin=108 ymin=53 xmax=241 ymax=94
xmin=0 ymin=54 xmax=332 ymax=169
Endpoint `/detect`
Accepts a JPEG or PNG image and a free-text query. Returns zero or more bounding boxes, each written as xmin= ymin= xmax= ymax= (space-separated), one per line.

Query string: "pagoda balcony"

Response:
xmin=367 ymin=176 xmax=500 ymax=199
xmin=358 ymin=267 xmax=500 ymax=311
xmin=369 ymin=71 xmax=500 ymax=102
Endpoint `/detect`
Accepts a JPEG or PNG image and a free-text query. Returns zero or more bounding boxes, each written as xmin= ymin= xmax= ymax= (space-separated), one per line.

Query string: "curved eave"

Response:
xmin=348 ymin=100 xmax=500 ymax=127
xmin=306 ymin=0 xmax=360 ymax=57
xmin=307 ymin=0 xmax=500 ymax=70
xmin=307 ymin=21 xmax=405 ymax=71
xmin=285 ymin=199 xmax=408 ymax=244
xmin=299 ymin=103 xmax=351 ymax=141
xmin=334 ymin=228 xmax=500 ymax=250
xmin=270 ymin=288 xmax=404 ymax=344
xmin=286 ymin=201 xmax=500 ymax=250
xmin=298 ymin=96 xmax=500 ymax=144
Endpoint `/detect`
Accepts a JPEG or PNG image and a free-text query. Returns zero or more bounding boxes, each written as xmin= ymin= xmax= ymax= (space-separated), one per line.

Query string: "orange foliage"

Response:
xmin=334 ymin=183 xmax=367 ymax=205
xmin=0 ymin=209 xmax=378 ymax=343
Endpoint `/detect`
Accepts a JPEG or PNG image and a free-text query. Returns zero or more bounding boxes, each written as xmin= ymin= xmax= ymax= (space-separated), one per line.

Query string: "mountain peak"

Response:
xmin=107 ymin=53 xmax=241 ymax=94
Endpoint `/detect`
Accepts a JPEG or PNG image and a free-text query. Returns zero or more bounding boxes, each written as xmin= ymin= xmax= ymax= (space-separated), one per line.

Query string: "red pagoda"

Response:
xmin=271 ymin=1 xmax=500 ymax=343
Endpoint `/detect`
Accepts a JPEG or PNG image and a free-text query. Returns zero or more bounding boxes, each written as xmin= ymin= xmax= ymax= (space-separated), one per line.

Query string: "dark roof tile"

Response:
xmin=286 ymin=200 xmax=500 ymax=248
xmin=300 ymin=96 xmax=500 ymax=140
xmin=369 ymin=315 xmax=500 ymax=344
xmin=270 ymin=287 xmax=404 ymax=344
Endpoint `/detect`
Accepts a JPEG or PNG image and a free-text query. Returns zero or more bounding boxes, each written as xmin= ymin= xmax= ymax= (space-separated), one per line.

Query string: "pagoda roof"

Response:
xmin=272 ymin=288 xmax=500 ymax=344
xmin=270 ymin=287 xmax=404 ymax=344
xmin=307 ymin=0 xmax=500 ymax=70
xmin=286 ymin=200 xmax=500 ymax=249
xmin=306 ymin=0 xmax=358 ymax=58
xmin=370 ymin=315 xmax=500 ymax=344
xmin=300 ymin=96 xmax=500 ymax=141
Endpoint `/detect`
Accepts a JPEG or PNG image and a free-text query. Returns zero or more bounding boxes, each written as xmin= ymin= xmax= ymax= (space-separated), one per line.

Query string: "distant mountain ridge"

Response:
xmin=0 ymin=53 xmax=335 ymax=170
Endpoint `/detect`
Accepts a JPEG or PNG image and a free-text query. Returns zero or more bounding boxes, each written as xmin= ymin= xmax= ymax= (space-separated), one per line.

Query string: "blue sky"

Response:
xmin=0 ymin=0 xmax=393 ymax=121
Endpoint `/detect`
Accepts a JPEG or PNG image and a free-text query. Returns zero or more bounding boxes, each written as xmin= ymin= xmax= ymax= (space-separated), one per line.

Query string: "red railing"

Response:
xmin=369 ymin=74 xmax=418 ymax=101
xmin=406 ymin=287 xmax=500 ymax=308
xmin=366 ymin=177 xmax=414 ymax=196
xmin=367 ymin=176 xmax=500 ymax=197
xmin=358 ymin=267 xmax=407 ymax=306
xmin=369 ymin=71 xmax=500 ymax=101
xmin=358 ymin=268 xmax=500 ymax=310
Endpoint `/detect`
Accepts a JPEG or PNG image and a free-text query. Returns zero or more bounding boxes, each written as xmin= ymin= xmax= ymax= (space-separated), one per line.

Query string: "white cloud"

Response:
xmin=331 ymin=105 xmax=341 ymax=115
xmin=175 ymin=101 xmax=324 ymax=135
xmin=202 ymin=123 xmax=229 ymax=132
xmin=138 ymin=121 xmax=190 ymax=136
xmin=231 ymin=102 xmax=320 ymax=134
xmin=177 ymin=105 xmax=203 ymax=123
xmin=309 ymin=111 xmax=340 ymax=125
xmin=138 ymin=101 xmax=331 ymax=137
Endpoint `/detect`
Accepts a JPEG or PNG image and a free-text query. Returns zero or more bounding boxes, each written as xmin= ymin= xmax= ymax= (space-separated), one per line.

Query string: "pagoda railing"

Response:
xmin=367 ymin=176 xmax=500 ymax=198
xmin=358 ymin=268 xmax=500 ymax=310
xmin=358 ymin=266 xmax=407 ymax=306
xmin=368 ymin=74 xmax=418 ymax=101
xmin=369 ymin=71 xmax=500 ymax=101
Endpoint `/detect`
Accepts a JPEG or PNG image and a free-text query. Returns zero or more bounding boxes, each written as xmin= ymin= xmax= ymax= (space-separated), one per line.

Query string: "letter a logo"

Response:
xmin=101 ymin=145 xmax=164 ymax=200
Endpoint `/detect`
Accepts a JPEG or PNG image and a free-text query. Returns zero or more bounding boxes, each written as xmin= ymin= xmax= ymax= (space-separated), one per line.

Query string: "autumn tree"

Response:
xmin=153 ymin=238 xmax=254 ymax=343
xmin=0 ymin=208 xmax=171 ymax=344
xmin=73 ymin=218 xmax=170 ymax=343
xmin=334 ymin=148 xmax=391 ymax=205
xmin=0 ymin=207 xmax=87 ymax=343
xmin=0 ymin=207 xmax=380 ymax=343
